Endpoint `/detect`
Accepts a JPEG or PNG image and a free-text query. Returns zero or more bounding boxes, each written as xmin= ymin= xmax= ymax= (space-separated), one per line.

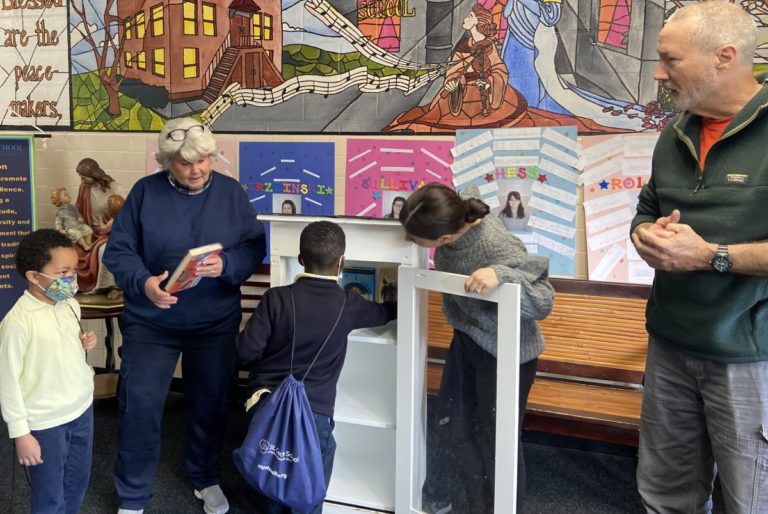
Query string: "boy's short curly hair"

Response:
xmin=299 ymin=221 xmax=345 ymax=271
xmin=15 ymin=229 xmax=74 ymax=278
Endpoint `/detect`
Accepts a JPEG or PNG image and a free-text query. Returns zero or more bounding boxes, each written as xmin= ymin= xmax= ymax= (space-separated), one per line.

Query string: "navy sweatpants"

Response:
xmin=114 ymin=314 xmax=237 ymax=510
xmin=28 ymin=406 xmax=93 ymax=514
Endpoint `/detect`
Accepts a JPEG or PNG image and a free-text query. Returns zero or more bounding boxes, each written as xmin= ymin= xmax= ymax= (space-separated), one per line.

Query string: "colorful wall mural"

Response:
xmin=2 ymin=0 xmax=768 ymax=133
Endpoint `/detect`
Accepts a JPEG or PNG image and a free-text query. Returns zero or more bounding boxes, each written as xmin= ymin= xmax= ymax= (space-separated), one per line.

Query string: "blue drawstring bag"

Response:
xmin=234 ymin=289 xmax=346 ymax=514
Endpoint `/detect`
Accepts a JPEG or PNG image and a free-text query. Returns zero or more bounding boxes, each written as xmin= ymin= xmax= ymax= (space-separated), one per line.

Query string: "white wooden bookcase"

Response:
xmin=261 ymin=215 xmax=427 ymax=512
xmin=261 ymin=215 xmax=522 ymax=514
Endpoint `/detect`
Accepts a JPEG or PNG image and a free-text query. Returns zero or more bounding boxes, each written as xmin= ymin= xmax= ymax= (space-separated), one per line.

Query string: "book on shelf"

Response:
xmin=340 ymin=266 xmax=376 ymax=301
xmin=376 ymin=266 xmax=398 ymax=303
xmin=165 ymin=243 xmax=223 ymax=294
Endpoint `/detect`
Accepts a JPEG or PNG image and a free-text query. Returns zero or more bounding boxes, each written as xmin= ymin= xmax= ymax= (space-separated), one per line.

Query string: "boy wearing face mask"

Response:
xmin=236 ymin=221 xmax=396 ymax=514
xmin=0 ymin=229 xmax=97 ymax=514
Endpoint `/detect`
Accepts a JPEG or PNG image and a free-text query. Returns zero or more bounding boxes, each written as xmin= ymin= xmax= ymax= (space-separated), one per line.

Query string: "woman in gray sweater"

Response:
xmin=400 ymin=183 xmax=554 ymax=514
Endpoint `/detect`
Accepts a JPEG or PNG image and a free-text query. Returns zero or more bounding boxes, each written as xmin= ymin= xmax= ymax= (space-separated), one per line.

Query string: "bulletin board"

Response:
xmin=240 ymin=141 xmax=336 ymax=262
xmin=452 ymin=127 xmax=579 ymax=277
xmin=0 ymin=135 xmax=35 ymax=318
xmin=580 ymin=134 xmax=657 ymax=284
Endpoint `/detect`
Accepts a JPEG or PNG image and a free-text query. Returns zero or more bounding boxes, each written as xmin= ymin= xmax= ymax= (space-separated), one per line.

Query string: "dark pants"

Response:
xmin=28 ymin=405 xmax=94 ymax=514
xmin=424 ymin=330 xmax=537 ymax=514
xmin=114 ymin=316 xmax=237 ymax=510
xmin=247 ymin=407 xmax=337 ymax=514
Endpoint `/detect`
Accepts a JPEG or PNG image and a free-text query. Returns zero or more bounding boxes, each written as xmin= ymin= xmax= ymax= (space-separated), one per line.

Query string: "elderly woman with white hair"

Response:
xmin=104 ymin=118 xmax=266 ymax=514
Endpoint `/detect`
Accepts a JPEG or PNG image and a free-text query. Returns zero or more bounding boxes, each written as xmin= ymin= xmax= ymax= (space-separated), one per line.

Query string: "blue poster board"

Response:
xmin=239 ymin=142 xmax=336 ymax=263
xmin=0 ymin=136 xmax=35 ymax=318
xmin=453 ymin=127 xmax=578 ymax=277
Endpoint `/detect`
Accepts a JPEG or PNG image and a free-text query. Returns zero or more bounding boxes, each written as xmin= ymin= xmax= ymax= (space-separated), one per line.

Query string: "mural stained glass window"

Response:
xmin=183 ymin=1 xmax=197 ymax=36
xmin=356 ymin=0 xmax=415 ymax=53
xmin=151 ymin=4 xmax=164 ymax=37
xmin=183 ymin=48 xmax=199 ymax=78
xmin=253 ymin=13 xmax=272 ymax=41
xmin=203 ymin=4 xmax=216 ymax=36
xmin=598 ymin=0 xmax=631 ymax=50
xmin=136 ymin=12 xmax=146 ymax=39
xmin=153 ymin=48 xmax=165 ymax=77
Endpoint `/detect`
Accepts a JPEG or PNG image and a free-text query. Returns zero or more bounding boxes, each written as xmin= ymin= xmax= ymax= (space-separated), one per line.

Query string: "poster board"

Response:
xmin=240 ymin=142 xmax=336 ymax=262
xmin=344 ymin=138 xmax=454 ymax=218
xmin=580 ymin=134 xmax=657 ymax=284
xmin=0 ymin=135 xmax=35 ymax=318
xmin=452 ymin=127 xmax=579 ymax=277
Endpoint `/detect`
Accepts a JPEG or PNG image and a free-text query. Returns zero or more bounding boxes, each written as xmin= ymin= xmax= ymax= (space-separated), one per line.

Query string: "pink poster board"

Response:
xmin=581 ymin=134 xmax=657 ymax=284
xmin=345 ymin=139 xmax=454 ymax=218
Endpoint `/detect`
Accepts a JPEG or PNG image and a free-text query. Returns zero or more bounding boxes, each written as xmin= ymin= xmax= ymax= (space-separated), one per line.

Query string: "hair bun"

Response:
xmin=464 ymin=197 xmax=490 ymax=223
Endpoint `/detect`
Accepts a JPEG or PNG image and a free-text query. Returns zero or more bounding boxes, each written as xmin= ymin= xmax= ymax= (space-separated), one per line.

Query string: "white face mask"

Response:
xmin=337 ymin=256 xmax=345 ymax=280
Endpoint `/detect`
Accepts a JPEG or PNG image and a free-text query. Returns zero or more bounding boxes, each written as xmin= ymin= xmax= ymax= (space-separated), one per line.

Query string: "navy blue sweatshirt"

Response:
xmin=237 ymin=277 xmax=397 ymax=417
xmin=103 ymin=171 xmax=266 ymax=333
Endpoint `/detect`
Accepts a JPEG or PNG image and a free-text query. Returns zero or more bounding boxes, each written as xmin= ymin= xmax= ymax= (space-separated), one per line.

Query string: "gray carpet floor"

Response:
xmin=0 ymin=391 xmax=721 ymax=513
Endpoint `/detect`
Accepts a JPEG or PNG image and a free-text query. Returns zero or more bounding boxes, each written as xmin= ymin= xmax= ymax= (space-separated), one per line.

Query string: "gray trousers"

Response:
xmin=637 ymin=337 xmax=768 ymax=514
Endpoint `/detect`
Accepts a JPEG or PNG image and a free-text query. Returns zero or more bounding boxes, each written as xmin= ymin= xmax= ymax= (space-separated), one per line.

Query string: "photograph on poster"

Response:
xmin=381 ymin=191 xmax=411 ymax=219
xmin=496 ymin=185 xmax=532 ymax=233
xmin=273 ymin=194 xmax=302 ymax=215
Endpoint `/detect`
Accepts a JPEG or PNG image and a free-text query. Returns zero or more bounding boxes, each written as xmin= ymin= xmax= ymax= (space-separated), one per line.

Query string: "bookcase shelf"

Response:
xmin=348 ymin=319 xmax=397 ymax=345
xmin=259 ymin=215 xmax=427 ymax=513
xmin=336 ymin=340 xmax=396 ymax=428
xmin=327 ymin=423 xmax=396 ymax=511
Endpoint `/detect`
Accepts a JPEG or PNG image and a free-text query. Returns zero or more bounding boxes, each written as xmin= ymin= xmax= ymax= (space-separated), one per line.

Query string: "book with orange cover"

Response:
xmin=165 ymin=243 xmax=223 ymax=294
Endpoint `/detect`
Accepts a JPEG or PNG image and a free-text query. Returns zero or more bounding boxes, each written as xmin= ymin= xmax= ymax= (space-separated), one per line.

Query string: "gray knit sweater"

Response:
xmin=435 ymin=212 xmax=554 ymax=363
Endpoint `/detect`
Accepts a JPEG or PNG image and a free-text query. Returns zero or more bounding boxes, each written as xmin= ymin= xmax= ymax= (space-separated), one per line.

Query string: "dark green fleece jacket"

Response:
xmin=631 ymin=84 xmax=768 ymax=363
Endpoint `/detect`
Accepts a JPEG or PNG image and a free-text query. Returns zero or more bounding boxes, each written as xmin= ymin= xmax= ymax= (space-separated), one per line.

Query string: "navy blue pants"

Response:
xmin=28 ymin=405 xmax=93 ymax=514
xmin=246 ymin=406 xmax=337 ymax=514
xmin=424 ymin=329 xmax=537 ymax=514
xmin=114 ymin=315 xmax=237 ymax=510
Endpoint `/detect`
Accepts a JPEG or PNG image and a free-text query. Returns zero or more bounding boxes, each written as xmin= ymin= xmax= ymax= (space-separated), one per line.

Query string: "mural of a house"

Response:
xmin=117 ymin=0 xmax=284 ymax=103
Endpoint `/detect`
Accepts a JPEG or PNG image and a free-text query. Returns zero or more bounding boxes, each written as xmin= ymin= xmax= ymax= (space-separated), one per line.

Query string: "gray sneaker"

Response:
xmin=194 ymin=485 xmax=229 ymax=514
xmin=423 ymin=500 xmax=453 ymax=514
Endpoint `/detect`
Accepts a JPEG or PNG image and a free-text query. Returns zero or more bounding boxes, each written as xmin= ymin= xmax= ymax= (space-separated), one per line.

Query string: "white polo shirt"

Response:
xmin=0 ymin=291 xmax=94 ymax=438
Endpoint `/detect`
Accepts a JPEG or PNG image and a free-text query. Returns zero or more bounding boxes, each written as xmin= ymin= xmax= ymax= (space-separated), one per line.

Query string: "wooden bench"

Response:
xmin=427 ymin=279 xmax=651 ymax=447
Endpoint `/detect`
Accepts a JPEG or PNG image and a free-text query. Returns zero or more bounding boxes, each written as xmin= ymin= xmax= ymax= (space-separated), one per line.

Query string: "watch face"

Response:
xmin=712 ymin=254 xmax=732 ymax=273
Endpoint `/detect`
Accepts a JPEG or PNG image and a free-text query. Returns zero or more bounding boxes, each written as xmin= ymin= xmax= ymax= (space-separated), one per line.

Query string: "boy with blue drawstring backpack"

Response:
xmin=235 ymin=221 xmax=396 ymax=514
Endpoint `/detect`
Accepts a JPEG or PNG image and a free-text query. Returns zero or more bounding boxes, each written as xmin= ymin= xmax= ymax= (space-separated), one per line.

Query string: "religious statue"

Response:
xmin=51 ymin=187 xmax=94 ymax=251
xmin=73 ymin=158 xmax=124 ymax=299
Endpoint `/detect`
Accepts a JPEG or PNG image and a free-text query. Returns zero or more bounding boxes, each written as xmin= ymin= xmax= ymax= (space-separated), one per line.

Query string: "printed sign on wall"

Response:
xmin=1 ymin=5 xmax=69 ymax=126
xmin=0 ymin=136 xmax=35 ymax=317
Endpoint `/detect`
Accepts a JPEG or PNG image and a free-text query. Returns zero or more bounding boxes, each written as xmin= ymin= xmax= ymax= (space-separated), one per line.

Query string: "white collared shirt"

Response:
xmin=0 ymin=291 xmax=94 ymax=438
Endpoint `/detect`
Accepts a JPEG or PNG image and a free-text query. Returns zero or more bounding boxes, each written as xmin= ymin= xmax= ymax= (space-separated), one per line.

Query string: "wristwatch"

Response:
xmin=710 ymin=244 xmax=732 ymax=273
